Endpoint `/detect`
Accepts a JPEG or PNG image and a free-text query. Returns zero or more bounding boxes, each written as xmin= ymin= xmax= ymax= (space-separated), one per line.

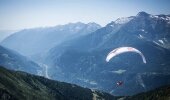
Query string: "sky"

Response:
xmin=0 ymin=0 xmax=170 ymax=30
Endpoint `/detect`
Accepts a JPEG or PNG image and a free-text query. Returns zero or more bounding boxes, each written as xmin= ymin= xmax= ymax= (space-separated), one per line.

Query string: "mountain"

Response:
xmin=0 ymin=30 xmax=17 ymax=42
xmin=122 ymin=11 xmax=170 ymax=49
xmin=1 ymin=22 xmax=101 ymax=57
xmin=124 ymin=86 xmax=170 ymax=100
xmin=0 ymin=66 xmax=117 ymax=100
xmin=43 ymin=12 xmax=170 ymax=95
xmin=0 ymin=45 xmax=41 ymax=75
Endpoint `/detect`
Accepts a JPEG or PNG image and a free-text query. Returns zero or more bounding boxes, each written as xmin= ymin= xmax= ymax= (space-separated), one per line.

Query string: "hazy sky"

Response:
xmin=0 ymin=0 xmax=170 ymax=30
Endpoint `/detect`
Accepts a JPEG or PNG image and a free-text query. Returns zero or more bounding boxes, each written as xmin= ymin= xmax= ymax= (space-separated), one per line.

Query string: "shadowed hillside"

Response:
xmin=124 ymin=86 xmax=170 ymax=100
xmin=0 ymin=66 xmax=117 ymax=100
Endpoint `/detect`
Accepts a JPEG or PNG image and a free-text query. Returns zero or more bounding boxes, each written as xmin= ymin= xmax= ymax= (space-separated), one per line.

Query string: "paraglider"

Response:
xmin=106 ymin=47 xmax=146 ymax=89
xmin=106 ymin=47 xmax=146 ymax=64
xmin=116 ymin=81 xmax=123 ymax=86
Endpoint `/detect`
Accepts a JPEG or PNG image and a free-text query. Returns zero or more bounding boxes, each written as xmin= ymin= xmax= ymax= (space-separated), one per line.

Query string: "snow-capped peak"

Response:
xmin=158 ymin=39 xmax=164 ymax=44
xmin=137 ymin=11 xmax=150 ymax=17
xmin=106 ymin=16 xmax=134 ymax=28
xmin=114 ymin=16 xmax=134 ymax=24
xmin=150 ymin=15 xmax=170 ymax=23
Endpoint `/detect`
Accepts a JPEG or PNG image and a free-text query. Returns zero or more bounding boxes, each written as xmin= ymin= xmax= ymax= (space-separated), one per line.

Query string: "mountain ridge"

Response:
xmin=1 ymin=22 xmax=101 ymax=56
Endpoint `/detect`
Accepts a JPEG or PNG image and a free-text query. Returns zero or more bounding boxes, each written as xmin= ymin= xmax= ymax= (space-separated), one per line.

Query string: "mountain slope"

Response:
xmin=0 ymin=30 xmax=17 ymax=42
xmin=125 ymin=86 xmax=170 ymax=100
xmin=1 ymin=22 xmax=101 ymax=57
xmin=44 ymin=12 xmax=170 ymax=95
xmin=0 ymin=66 xmax=117 ymax=100
xmin=0 ymin=45 xmax=41 ymax=75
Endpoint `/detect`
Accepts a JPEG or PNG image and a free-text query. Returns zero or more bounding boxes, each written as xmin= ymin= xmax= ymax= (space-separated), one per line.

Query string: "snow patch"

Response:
xmin=153 ymin=41 xmax=161 ymax=46
xmin=158 ymin=39 xmax=164 ymax=44
xmin=110 ymin=24 xmax=115 ymax=27
xmin=111 ymin=69 xmax=126 ymax=74
xmin=89 ymin=81 xmax=97 ymax=85
xmin=141 ymin=29 xmax=145 ymax=32
xmin=139 ymin=29 xmax=148 ymax=33
xmin=109 ymin=89 xmax=115 ymax=94
xmin=153 ymin=15 xmax=158 ymax=18
xmin=165 ymin=16 xmax=170 ymax=20
xmin=139 ymin=34 xmax=144 ymax=39
xmin=136 ymin=74 xmax=145 ymax=88
xmin=150 ymin=15 xmax=170 ymax=22
xmin=115 ymin=17 xmax=133 ymax=24
xmin=77 ymin=78 xmax=98 ymax=85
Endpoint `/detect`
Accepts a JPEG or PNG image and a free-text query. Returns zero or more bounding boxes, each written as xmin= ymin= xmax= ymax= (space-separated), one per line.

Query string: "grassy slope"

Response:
xmin=0 ymin=66 xmax=116 ymax=100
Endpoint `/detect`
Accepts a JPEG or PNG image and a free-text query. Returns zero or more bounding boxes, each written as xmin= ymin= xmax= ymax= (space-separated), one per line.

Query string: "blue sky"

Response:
xmin=0 ymin=0 xmax=170 ymax=30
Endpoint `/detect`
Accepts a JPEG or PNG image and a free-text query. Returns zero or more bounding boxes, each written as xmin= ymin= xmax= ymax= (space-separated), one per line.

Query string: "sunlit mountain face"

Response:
xmin=1 ymin=22 xmax=101 ymax=57
xmin=1 ymin=11 xmax=170 ymax=97
xmin=0 ymin=46 xmax=42 ymax=75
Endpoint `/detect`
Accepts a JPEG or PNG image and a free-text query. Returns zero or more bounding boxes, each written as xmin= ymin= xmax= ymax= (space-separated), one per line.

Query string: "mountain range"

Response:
xmin=1 ymin=22 xmax=101 ymax=57
xmin=42 ymin=12 xmax=170 ymax=95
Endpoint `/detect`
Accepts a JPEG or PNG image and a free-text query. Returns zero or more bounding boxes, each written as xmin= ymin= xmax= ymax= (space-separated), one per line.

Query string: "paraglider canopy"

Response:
xmin=106 ymin=47 xmax=146 ymax=64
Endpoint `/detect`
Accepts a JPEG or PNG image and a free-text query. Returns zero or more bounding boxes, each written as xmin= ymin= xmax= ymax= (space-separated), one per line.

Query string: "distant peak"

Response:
xmin=137 ymin=11 xmax=150 ymax=17
xmin=87 ymin=22 xmax=101 ymax=27
xmin=68 ymin=22 xmax=84 ymax=25
xmin=115 ymin=16 xmax=134 ymax=24
xmin=106 ymin=16 xmax=134 ymax=27
xmin=87 ymin=22 xmax=97 ymax=25
xmin=67 ymin=22 xmax=101 ymax=27
xmin=75 ymin=22 xmax=84 ymax=24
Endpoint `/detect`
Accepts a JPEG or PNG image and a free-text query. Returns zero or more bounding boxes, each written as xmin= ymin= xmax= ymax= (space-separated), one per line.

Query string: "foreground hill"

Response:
xmin=0 ymin=66 xmax=116 ymax=100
